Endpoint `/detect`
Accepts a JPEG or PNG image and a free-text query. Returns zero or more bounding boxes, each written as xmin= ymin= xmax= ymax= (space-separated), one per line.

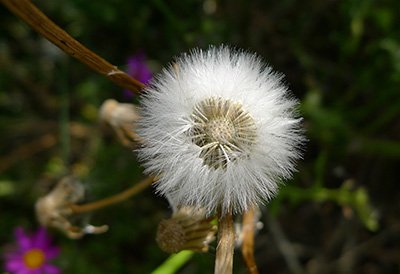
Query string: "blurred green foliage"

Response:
xmin=1 ymin=0 xmax=399 ymax=273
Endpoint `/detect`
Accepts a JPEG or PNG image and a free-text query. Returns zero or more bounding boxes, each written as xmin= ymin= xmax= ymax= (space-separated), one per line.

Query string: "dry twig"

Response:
xmin=70 ymin=177 xmax=154 ymax=214
xmin=1 ymin=0 xmax=145 ymax=94
xmin=0 ymin=134 xmax=57 ymax=172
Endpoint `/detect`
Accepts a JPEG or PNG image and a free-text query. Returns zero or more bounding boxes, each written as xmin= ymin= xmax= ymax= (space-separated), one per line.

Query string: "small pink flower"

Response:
xmin=124 ymin=51 xmax=152 ymax=98
xmin=3 ymin=227 xmax=61 ymax=274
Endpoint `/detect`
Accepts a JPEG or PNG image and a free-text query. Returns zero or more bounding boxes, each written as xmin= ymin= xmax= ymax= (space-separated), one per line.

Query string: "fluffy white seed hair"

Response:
xmin=136 ymin=45 xmax=304 ymax=216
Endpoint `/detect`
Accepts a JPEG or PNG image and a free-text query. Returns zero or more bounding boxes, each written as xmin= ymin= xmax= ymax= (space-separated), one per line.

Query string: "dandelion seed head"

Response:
xmin=137 ymin=45 xmax=304 ymax=216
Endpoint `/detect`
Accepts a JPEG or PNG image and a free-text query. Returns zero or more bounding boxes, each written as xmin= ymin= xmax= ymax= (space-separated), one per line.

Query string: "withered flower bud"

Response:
xmin=156 ymin=207 xmax=216 ymax=253
xmin=35 ymin=176 xmax=108 ymax=239
xmin=99 ymin=99 xmax=140 ymax=147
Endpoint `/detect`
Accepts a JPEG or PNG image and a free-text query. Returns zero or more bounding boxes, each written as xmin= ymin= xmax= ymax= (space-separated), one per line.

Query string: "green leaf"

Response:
xmin=151 ymin=250 xmax=194 ymax=274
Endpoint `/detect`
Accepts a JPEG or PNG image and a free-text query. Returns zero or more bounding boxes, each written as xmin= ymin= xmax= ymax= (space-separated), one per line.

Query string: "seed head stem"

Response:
xmin=215 ymin=208 xmax=236 ymax=274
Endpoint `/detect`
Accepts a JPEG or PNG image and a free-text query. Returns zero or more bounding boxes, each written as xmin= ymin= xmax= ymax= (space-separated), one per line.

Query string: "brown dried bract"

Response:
xmin=156 ymin=206 xmax=216 ymax=253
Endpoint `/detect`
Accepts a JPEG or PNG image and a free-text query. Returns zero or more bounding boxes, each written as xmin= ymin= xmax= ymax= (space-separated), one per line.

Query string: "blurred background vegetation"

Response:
xmin=1 ymin=0 xmax=399 ymax=273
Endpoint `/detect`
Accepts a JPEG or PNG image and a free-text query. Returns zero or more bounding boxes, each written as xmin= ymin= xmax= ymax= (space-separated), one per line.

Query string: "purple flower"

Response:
xmin=124 ymin=51 xmax=152 ymax=98
xmin=3 ymin=227 xmax=61 ymax=274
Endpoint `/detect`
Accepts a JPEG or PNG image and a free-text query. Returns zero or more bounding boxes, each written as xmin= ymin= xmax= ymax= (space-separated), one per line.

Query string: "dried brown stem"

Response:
xmin=0 ymin=133 xmax=57 ymax=172
xmin=242 ymin=208 xmax=259 ymax=274
xmin=215 ymin=209 xmax=236 ymax=274
xmin=71 ymin=177 xmax=154 ymax=214
xmin=1 ymin=0 xmax=145 ymax=95
xmin=0 ymin=122 xmax=93 ymax=173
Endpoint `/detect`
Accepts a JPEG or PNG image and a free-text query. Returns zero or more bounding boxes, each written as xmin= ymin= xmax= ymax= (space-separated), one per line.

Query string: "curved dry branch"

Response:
xmin=1 ymin=0 xmax=146 ymax=95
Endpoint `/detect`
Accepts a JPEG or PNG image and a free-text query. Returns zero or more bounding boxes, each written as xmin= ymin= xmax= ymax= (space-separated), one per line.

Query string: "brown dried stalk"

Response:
xmin=215 ymin=210 xmax=236 ymax=274
xmin=70 ymin=177 xmax=154 ymax=214
xmin=0 ymin=133 xmax=57 ymax=172
xmin=1 ymin=0 xmax=145 ymax=95
xmin=242 ymin=208 xmax=259 ymax=274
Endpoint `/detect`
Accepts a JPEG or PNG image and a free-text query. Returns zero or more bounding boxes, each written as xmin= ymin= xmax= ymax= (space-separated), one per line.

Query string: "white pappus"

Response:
xmin=136 ymin=45 xmax=304 ymax=216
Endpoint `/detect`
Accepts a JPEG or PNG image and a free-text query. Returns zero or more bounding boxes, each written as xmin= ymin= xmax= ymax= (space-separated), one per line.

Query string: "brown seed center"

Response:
xmin=206 ymin=118 xmax=234 ymax=143
xmin=188 ymin=97 xmax=257 ymax=169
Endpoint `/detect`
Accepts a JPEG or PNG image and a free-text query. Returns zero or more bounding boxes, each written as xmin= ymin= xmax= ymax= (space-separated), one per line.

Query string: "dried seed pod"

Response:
xmin=156 ymin=206 xmax=216 ymax=253
xmin=35 ymin=176 xmax=108 ymax=239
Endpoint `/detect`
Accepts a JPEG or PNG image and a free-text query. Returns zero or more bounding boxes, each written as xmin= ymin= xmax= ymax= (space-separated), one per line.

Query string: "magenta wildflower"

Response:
xmin=124 ymin=51 xmax=152 ymax=98
xmin=3 ymin=227 xmax=61 ymax=274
